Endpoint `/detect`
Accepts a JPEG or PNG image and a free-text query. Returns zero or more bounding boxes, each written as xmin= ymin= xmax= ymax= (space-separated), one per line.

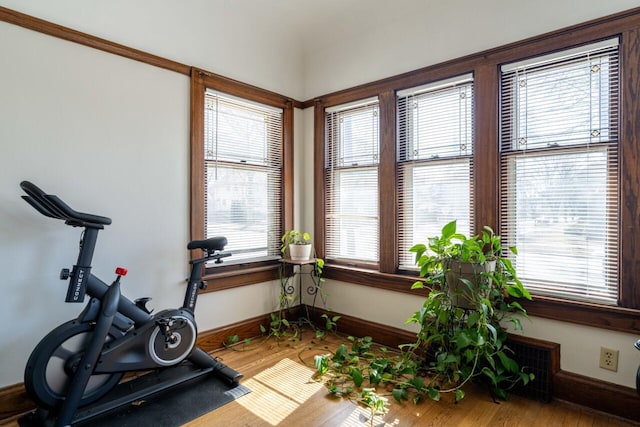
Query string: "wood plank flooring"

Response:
xmin=1 ymin=331 xmax=635 ymax=426
xmin=187 ymin=332 xmax=637 ymax=427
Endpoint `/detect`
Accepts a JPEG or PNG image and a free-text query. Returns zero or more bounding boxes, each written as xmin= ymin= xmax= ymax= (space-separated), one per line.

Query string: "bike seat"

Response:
xmin=187 ymin=237 xmax=227 ymax=252
xmin=20 ymin=181 xmax=112 ymax=227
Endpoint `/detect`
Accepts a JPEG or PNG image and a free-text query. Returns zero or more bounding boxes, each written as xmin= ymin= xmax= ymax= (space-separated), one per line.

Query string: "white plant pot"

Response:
xmin=289 ymin=243 xmax=312 ymax=261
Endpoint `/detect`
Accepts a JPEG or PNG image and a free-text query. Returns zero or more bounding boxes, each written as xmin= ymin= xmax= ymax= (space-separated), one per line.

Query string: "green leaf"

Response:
xmin=484 ymin=352 xmax=496 ymax=370
xmin=409 ymin=243 xmax=427 ymax=253
xmin=455 ymin=331 xmax=472 ymax=349
xmin=411 ymin=280 xmax=426 ymax=290
xmin=481 ymin=367 xmax=497 ymax=385
xmin=506 ymin=285 xmax=523 ymax=298
xmin=486 ymin=323 xmax=498 ymax=343
xmin=455 ymin=389 xmax=465 ymax=402
xmin=442 ymin=220 xmax=457 ymax=239
xmin=510 ymin=317 xmax=523 ymax=331
xmin=259 ymin=324 xmax=266 ymax=334
xmin=392 ymin=388 xmax=407 ymax=402
xmin=410 ymin=376 xmax=425 ymax=391
xmin=467 ymin=311 xmax=480 ymax=327
xmin=509 ymin=300 xmax=525 ymax=312
xmin=333 ymin=344 xmax=348 ymax=362
xmin=369 ymin=368 xmax=381 ymax=384
xmin=315 ymin=354 xmax=328 ymax=375
xmin=493 ymin=387 xmax=508 ymax=401
xmin=497 ymin=351 xmax=519 ymax=373
xmin=427 ymin=386 xmax=441 ymax=401
xmin=350 ymin=367 xmax=364 ymax=387
xmin=519 ymin=371 xmax=531 ymax=385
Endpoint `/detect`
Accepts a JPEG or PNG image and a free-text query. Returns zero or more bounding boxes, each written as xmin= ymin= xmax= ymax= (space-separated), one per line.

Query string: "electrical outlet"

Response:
xmin=599 ymin=347 xmax=619 ymax=372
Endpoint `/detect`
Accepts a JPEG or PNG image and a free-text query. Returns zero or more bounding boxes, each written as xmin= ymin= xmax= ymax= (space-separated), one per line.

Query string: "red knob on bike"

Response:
xmin=115 ymin=267 xmax=128 ymax=276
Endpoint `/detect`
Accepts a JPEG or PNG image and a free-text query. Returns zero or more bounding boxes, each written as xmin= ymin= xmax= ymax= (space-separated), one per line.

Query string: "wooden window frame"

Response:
xmin=313 ymin=8 xmax=640 ymax=334
xmin=191 ymin=68 xmax=294 ymax=291
xmin=324 ymin=98 xmax=381 ymax=268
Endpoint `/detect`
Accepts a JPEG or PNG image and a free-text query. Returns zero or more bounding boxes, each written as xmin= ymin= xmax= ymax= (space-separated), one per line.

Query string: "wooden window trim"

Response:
xmin=191 ymin=68 xmax=294 ymax=290
xmin=0 ymin=6 xmax=191 ymax=75
xmin=313 ymin=8 xmax=640 ymax=334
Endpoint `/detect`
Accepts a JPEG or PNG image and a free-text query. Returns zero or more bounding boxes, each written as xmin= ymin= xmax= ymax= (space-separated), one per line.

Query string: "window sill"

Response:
xmin=200 ymin=262 xmax=280 ymax=293
xmin=323 ymin=264 xmax=640 ymax=335
xmin=323 ymin=264 xmax=429 ymax=297
xmin=521 ymin=295 xmax=640 ymax=335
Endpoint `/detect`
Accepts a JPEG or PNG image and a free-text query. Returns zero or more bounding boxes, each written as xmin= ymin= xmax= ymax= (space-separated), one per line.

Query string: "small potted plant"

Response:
xmin=281 ymin=230 xmax=313 ymax=261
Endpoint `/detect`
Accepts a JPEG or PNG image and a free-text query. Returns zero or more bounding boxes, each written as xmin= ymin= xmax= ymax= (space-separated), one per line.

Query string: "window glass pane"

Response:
xmin=397 ymin=78 xmax=474 ymax=269
xmin=205 ymin=95 xmax=279 ymax=166
xmin=325 ymin=101 xmax=379 ymax=264
xmin=206 ymin=165 xmax=274 ymax=259
xmin=504 ymin=151 xmax=616 ymax=303
xmin=204 ymin=91 xmax=283 ymax=263
xmin=408 ymin=85 xmax=472 ymax=159
xmin=399 ymin=160 xmax=471 ymax=268
xmin=328 ymin=168 xmax=379 ymax=262
xmin=502 ymin=44 xmax=618 ymax=151
xmin=339 ymin=106 xmax=379 ymax=166
xmin=500 ymin=42 xmax=619 ymax=304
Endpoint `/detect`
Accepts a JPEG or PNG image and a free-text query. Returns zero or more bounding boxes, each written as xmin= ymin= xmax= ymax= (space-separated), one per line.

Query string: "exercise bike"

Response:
xmin=18 ymin=181 xmax=242 ymax=427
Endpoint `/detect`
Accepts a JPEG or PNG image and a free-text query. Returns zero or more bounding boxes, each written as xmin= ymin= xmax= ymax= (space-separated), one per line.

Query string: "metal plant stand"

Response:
xmin=279 ymin=258 xmax=323 ymax=330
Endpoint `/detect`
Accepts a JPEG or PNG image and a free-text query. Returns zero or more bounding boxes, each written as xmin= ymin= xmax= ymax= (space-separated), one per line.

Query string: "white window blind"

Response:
xmin=500 ymin=39 xmax=619 ymax=304
xmin=325 ymin=98 xmax=379 ymax=263
xmin=397 ymin=75 xmax=474 ymax=269
xmin=204 ymin=90 xmax=283 ymax=263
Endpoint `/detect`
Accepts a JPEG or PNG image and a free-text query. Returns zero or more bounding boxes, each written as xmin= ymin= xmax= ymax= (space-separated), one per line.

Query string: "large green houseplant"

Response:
xmin=314 ymin=221 xmax=534 ymax=406
xmin=407 ymin=220 xmax=533 ymax=401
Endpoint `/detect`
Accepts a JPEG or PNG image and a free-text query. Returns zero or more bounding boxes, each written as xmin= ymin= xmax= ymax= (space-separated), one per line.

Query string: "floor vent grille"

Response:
xmin=507 ymin=335 xmax=560 ymax=402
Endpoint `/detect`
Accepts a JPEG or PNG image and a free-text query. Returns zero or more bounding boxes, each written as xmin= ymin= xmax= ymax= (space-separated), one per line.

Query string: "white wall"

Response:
xmin=301 ymin=0 xmax=640 ymax=99
xmin=0 ymin=17 xmax=283 ymax=386
xmin=0 ymin=0 xmax=305 ymax=100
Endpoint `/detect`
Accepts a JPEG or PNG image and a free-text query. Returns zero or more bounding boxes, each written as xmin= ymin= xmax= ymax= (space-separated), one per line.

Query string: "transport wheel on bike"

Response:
xmin=24 ymin=320 xmax=123 ymax=409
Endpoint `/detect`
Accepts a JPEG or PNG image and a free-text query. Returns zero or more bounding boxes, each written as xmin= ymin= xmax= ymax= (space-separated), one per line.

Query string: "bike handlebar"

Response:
xmin=20 ymin=181 xmax=112 ymax=227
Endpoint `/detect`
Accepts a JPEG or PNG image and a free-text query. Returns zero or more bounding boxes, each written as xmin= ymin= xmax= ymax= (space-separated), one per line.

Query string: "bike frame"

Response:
xmin=71 ymin=226 xmax=205 ymax=332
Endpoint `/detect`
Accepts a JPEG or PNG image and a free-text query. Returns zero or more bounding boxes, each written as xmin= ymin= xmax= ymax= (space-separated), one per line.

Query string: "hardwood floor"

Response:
xmin=187 ymin=332 xmax=636 ymax=427
xmin=1 ymin=331 xmax=635 ymax=426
